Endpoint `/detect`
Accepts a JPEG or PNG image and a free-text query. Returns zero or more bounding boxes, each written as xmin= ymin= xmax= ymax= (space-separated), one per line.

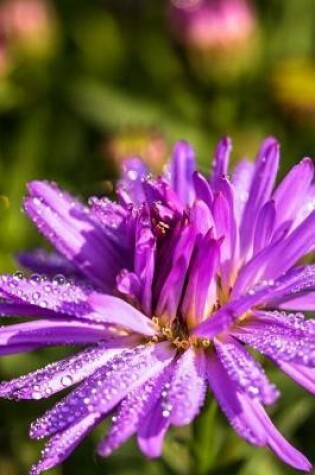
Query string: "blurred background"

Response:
xmin=0 ymin=0 xmax=314 ymax=473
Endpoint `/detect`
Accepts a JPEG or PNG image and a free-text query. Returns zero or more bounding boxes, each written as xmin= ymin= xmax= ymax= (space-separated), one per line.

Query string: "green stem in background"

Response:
xmin=190 ymin=396 xmax=218 ymax=475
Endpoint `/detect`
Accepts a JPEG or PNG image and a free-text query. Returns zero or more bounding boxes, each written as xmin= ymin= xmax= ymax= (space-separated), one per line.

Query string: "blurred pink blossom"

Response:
xmin=169 ymin=0 xmax=255 ymax=51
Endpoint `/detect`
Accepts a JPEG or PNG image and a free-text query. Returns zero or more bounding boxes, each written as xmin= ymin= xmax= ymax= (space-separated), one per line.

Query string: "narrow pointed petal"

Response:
xmin=240 ymin=139 xmax=279 ymax=258
xmin=206 ymin=355 xmax=266 ymax=445
xmin=156 ymin=224 xmax=196 ymax=322
xmin=273 ymin=157 xmax=314 ymax=229
xmin=137 ymin=398 xmax=170 ymax=457
xmin=166 ymin=348 xmax=206 ymax=426
xmin=276 ymin=361 xmax=315 ymax=394
xmin=253 ymin=200 xmax=276 ymax=255
xmin=98 ymin=366 xmax=173 ymax=456
xmin=232 ymin=319 xmax=315 ymax=367
xmin=250 ymin=400 xmax=312 ymax=472
xmin=17 ymin=249 xmax=79 ymax=277
xmin=193 ymin=171 xmax=214 ymax=207
xmin=117 ymin=158 xmax=149 ymax=205
xmin=0 ymin=318 xmax=108 ymax=356
xmin=88 ymin=293 xmax=156 ymax=336
xmin=233 ymin=211 xmax=315 ymax=296
xmin=0 ymin=273 xmax=92 ymax=319
xmin=30 ymin=343 xmax=175 ymax=439
xmin=215 ymin=337 xmax=279 ymax=404
xmin=134 ymin=212 xmax=156 ymax=314
xmin=25 ymin=181 xmax=126 ymax=289
xmin=211 ymin=137 xmax=232 ymax=186
xmin=169 ymin=141 xmax=196 ymax=205
xmin=207 ymin=356 xmax=312 ymax=471
xmin=30 ymin=413 xmax=99 ymax=475
xmin=189 ymin=199 xmax=214 ymax=236
xmin=182 ymin=233 xmax=220 ymax=326
xmin=0 ymin=340 xmax=129 ymax=402
xmin=232 ymin=158 xmax=255 ymax=223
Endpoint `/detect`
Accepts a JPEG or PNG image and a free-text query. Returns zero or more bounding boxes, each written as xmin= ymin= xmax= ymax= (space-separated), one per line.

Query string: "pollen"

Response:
xmin=150 ymin=316 xmax=211 ymax=351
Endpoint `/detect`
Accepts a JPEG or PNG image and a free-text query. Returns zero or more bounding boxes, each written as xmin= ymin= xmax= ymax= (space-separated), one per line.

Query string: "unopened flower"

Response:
xmin=0 ymin=137 xmax=314 ymax=474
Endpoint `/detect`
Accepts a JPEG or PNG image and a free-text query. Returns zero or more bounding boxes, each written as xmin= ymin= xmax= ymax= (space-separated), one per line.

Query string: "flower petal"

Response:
xmin=166 ymin=348 xmax=206 ymax=426
xmin=253 ymin=200 xmax=276 ymax=255
xmin=211 ymin=137 xmax=232 ymax=186
xmin=240 ymin=139 xmax=279 ymax=258
xmin=1 ymin=339 xmax=130 ymax=403
xmin=98 ymin=365 xmax=173 ymax=456
xmin=17 ymin=249 xmax=79 ymax=277
xmin=215 ymin=337 xmax=279 ymax=404
xmin=169 ymin=140 xmax=196 ymax=205
xmin=232 ymin=319 xmax=315 ymax=367
xmin=25 ymin=181 xmax=126 ymax=289
xmin=276 ymin=361 xmax=315 ymax=394
xmin=273 ymin=157 xmax=314 ymax=230
xmin=88 ymin=293 xmax=156 ymax=336
xmin=30 ymin=413 xmax=99 ymax=475
xmin=30 ymin=343 xmax=175 ymax=439
xmin=137 ymin=398 xmax=170 ymax=458
xmin=0 ymin=318 xmax=108 ymax=356
xmin=206 ymin=354 xmax=266 ymax=445
xmin=0 ymin=273 xmax=92 ymax=319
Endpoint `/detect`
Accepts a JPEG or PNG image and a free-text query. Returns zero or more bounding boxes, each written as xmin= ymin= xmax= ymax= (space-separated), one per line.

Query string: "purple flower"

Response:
xmin=0 ymin=137 xmax=314 ymax=474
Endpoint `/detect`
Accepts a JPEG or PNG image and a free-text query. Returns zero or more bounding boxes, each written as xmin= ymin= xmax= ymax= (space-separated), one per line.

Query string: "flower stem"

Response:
xmin=190 ymin=397 xmax=217 ymax=475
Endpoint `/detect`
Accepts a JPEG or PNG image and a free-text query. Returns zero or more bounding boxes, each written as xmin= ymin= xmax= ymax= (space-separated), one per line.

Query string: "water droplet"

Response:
xmin=61 ymin=375 xmax=73 ymax=387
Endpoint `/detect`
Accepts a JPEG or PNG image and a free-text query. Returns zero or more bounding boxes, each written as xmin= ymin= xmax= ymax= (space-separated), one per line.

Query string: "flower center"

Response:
xmin=150 ymin=316 xmax=211 ymax=350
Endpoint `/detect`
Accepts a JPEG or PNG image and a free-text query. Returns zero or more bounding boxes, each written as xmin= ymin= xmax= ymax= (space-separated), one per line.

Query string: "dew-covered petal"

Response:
xmin=0 ymin=302 xmax=57 ymax=319
xmin=277 ymin=292 xmax=315 ymax=311
xmin=233 ymin=211 xmax=315 ymax=296
xmin=210 ymin=137 xmax=232 ymax=187
xmin=169 ymin=140 xmax=196 ymax=205
xmin=232 ymin=319 xmax=315 ymax=367
xmin=165 ymin=348 xmax=206 ymax=426
xmin=273 ymin=157 xmax=314 ymax=230
xmin=29 ymin=413 xmax=99 ymax=475
xmin=88 ymin=197 xmax=132 ymax=248
xmin=30 ymin=343 xmax=175 ymax=439
xmin=1 ymin=339 xmax=131 ymax=402
xmin=240 ymin=139 xmax=279 ymax=258
xmin=275 ymin=361 xmax=315 ymax=394
xmin=0 ymin=273 xmax=92 ymax=318
xmin=25 ymin=181 xmax=126 ymax=289
xmin=253 ymin=200 xmax=276 ymax=255
xmin=137 ymin=398 xmax=170 ymax=458
xmin=252 ymin=310 xmax=315 ymax=337
xmin=248 ymin=399 xmax=312 ymax=472
xmin=116 ymin=158 xmax=149 ymax=205
xmin=17 ymin=249 xmax=79 ymax=277
xmin=88 ymin=293 xmax=156 ymax=336
xmin=206 ymin=355 xmax=312 ymax=470
xmin=98 ymin=365 xmax=173 ymax=456
xmin=214 ymin=337 xmax=279 ymax=404
xmin=0 ymin=318 xmax=108 ymax=356
xmin=206 ymin=354 xmax=267 ymax=445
